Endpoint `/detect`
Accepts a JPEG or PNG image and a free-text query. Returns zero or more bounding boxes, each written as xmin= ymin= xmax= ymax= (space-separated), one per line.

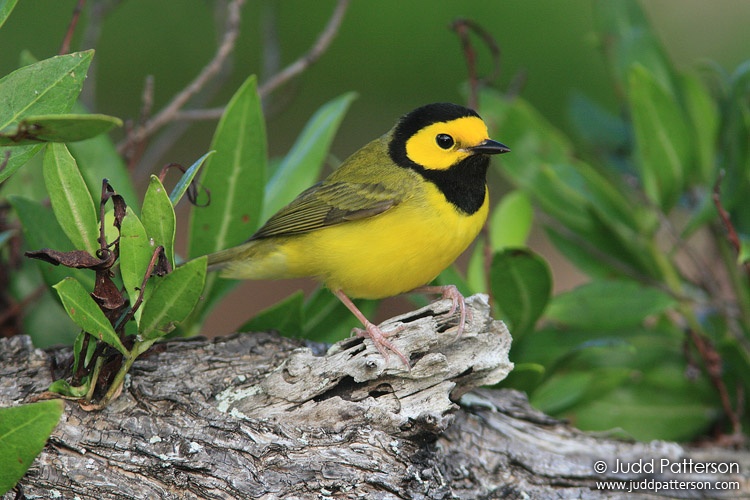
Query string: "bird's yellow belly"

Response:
xmin=280 ymin=190 xmax=488 ymax=299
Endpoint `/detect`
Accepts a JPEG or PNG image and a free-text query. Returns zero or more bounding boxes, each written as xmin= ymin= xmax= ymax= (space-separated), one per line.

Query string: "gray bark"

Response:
xmin=1 ymin=294 xmax=748 ymax=499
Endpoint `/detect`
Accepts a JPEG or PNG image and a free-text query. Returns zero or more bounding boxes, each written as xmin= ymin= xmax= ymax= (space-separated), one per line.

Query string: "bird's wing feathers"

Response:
xmin=250 ymin=181 xmax=402 ymax=240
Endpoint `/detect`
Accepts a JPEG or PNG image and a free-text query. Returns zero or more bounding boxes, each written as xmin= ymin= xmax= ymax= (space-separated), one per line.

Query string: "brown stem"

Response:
xmin=450 ymin=18 xmax=501 ymax=110
xmin=59 ymin=0 xmax=86 ymax=55
xmin=258 ymin=0 xmax=350 ymax=98
xmin=688 ymin=328 xmax=743 ymax=441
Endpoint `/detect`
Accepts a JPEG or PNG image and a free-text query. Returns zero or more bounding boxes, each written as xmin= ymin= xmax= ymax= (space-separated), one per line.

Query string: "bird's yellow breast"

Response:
xmin=269 ymin=182 xmax=489 ymax=299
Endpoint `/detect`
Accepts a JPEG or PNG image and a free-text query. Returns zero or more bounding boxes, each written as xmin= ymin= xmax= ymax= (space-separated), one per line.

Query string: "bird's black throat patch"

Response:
xmin=409 ymin=154 xmax=489 ymax=215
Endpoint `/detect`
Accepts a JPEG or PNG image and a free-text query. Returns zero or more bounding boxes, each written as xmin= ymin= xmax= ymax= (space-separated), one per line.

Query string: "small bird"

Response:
xmin=206 ymin=103 xmax=509 ymax=366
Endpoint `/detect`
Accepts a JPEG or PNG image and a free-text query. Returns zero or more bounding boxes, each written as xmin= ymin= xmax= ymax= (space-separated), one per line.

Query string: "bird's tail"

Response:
xmin=205 ymin=241 xmax=255 ymax=273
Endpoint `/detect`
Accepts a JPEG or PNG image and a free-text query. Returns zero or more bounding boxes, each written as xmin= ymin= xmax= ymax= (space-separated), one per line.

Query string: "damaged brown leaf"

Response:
xmin=25 ymin=248 xmax=114 ymax=270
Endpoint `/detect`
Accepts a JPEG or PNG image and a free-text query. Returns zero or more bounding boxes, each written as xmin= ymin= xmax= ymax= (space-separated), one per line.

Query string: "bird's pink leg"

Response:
xmin=333 ymin=290 xmax=410 ymax=367
xmin=412 ymin=284 xmax=468 ymax=340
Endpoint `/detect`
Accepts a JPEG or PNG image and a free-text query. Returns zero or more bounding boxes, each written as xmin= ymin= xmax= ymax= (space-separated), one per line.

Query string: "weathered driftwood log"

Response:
xmin=1 ymin=294 xmax=749 ymax=499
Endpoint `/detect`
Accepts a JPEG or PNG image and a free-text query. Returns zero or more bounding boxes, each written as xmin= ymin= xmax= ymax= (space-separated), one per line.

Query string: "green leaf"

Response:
xmin=545 ymin=280 xmax=676 ymax=330
xmin=489 ymin=190 xmax=533 ymax=252
xmin=490 ymin=249 xmax=552 ymax=338
xmin=239 ymin=290 xmax=304 ymax=335
xmin=0 ymin=0 xmax=18 ymax=30
xmin=119 ymin=208 xmax=154 ymax=308
xmin=571 ymin=365 xmax=718 ymax=441
xmin=42 ymin=143 xmax=99 ymax=255
xmin=71 ymin=330 xmax=96 ymax=375
xmin=679 ymin=72 xmax=718 ymax=184
xmin=0 ymin=144 xmax=44 ymax=185
xmin=530 ymin=371 xmax=594 ymax=415
xmin=594 ymin=1 xmax=675 ymax=95
xmin=53 ymin=277 xmax=127 ymax=355
xmin=496 ymin=362 xmax=545 ymax=394
xmin=465 ymin=237 xmax=488 ymax=294
xmin=169 ymin=151 xmax=214 ymax=206
xmin=189 ymin=75 xmax=267 ymax=259
xmin=262 ymin=92 xmax=357 ymax=220
xmin=567 ymin=92 xmax=628 ymax=150
xmin=48 ymin=379 xmax=89 ymax=398
xmin=0 ymin=50 xmax=94 ymax=183
xmin=142 ymin=175 xmax=176 ymax=267
xmin=0 ymin=400 xmax=64 ymax=495
xmin=137 ymin=257 xmax=206 ymax=341
xmin=545 ymin=226 xmax=630 ymax=280
xmin=0 ymin=113 xmax=122 ymax=146
xmin=628 ymin=64 xmax=691 ymax=211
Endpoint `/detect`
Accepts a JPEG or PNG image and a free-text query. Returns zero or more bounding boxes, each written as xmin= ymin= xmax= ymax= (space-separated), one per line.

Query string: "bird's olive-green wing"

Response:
xmin=250 ymin=181 xmax=403 ymax=240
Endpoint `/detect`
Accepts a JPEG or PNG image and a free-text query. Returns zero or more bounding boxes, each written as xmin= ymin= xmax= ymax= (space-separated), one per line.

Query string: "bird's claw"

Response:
xmin=353 ymin=322 xmax=410 ymax=368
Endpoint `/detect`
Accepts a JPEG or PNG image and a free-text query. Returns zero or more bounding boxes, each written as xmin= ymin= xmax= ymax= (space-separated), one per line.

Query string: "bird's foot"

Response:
xmin=414 ymin=284 xmax=469 ymax=340
xmin=353 ymin=321 xmax=409 ymax=368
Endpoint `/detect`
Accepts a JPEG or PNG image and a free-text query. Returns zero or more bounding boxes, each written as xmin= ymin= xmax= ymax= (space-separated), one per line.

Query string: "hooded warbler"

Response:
xmin=206 ymin=102 xmax=509 ymax=367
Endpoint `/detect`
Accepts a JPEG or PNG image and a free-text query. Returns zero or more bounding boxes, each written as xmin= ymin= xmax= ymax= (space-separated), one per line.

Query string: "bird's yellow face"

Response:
xmin=404 ymin=116 xmax=491 ymax=171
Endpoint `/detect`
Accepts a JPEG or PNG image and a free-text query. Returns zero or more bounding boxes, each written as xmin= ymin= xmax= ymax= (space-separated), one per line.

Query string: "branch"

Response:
xmin=117 ymin=0 xmax=245 ymax=157
xmin=3 ymin=296 xmax=748 ymax=498
xmin=258 ymin=0 xmax=349 ymax=97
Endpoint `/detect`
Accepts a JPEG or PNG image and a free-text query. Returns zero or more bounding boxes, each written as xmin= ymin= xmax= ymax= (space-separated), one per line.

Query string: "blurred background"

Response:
xmin=2 ymin=0 xmax=750 ymax=336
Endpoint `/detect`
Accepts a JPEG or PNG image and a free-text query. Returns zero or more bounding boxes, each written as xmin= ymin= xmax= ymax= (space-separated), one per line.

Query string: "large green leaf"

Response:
xmin=137 ymin=257 xmax=206 ymax=342
xmin=572 ymin=365 xmax=718 ymax=442
xmin=0 ymin=400 xmax=64 ymax=495
xmin=0 ymin=0 xmax=19 ymax=30
xmin=488 ymin=190 xmax=533 ymax=253
xmin=262 ymin=92 xmax=357 ymax=220
xmin=628 ymin=64 xmax=691 ymax=211
xmin=545 ymin=280 xmax=676 ymax=330
xmin=490 ymin=249 xmax=552 ymax=338
xmin=0 ymin=113 xmax=122 ymax=146
xmin=119 ymin=208 xmax=153 ymax=309
xmin=189 ymin=75 xmax=266 ymax=259
xmin=679 ymin=71 xmax=718 ymax=185
xmin=530 ymin=371 xmax=595 ymax=415
xmin=544 ymin=226 xmax=619 ymax=280
xmin=593 ymin=0 xmax=675 ymax=95
xmin=42 ymin=143 xmax=99 ymax=255
xmin=0 ymin=50 xmax=94 ymax=182
xmin=142 ymin=175 xmax=176 ymax=267
xmin=53 ymin=277 xmax=127 ymax=355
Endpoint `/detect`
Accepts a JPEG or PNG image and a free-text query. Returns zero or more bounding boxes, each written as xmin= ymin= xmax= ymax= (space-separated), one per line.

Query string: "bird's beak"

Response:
xmin=470 ymin=139 xmax=510 ymax=155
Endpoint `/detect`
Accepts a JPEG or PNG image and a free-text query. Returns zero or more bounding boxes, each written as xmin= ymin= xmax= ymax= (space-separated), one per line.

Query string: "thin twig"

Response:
xmin=450 ymin=18 xmax=501 ymax=110
xmin=172 ymin=107 xmax=225 ymax=122
xmin=143 ymin=0 xmax=349 ymax=127
xmin=258 ymin=0 xmax=349 ymax=98
xmin=118 ymin=0 xmax=245 ymax=156
xmin=59 ymin=0 xmax=87 ymax=55
xmin=688 ymin=328 xmax=744 ymax=442
xmin=124 ymin=75 xmax=155 ymax=171
xmin=713 ymin=170 xmax=742 ymax=255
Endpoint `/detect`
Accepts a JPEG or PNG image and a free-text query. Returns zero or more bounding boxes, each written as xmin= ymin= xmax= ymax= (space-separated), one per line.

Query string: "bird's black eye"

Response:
xmin=436 ymin=134 xmax=454 ymax=150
